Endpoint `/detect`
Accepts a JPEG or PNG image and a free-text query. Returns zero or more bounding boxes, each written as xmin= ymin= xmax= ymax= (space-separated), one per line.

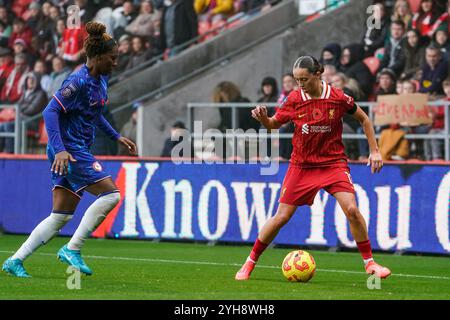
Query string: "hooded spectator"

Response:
xmin=431 ymin=27 xmax=450 ymax=55
xmin=339 ymin=43 xmax=374 ymax=100
xmin=319 ymin=42 xmax=341 ymax=68
xmin=376 ymin=68 xmax=397 ymax=96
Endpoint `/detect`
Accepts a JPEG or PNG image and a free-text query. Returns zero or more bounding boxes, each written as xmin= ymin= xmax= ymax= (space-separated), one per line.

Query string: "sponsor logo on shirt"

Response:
xmin=302 ymin=123 xmax=309 ymax=134
xmin=302 ymin=124 xmax=331 ymax=134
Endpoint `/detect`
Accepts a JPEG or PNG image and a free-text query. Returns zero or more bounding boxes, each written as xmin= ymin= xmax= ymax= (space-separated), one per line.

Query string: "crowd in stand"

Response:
xmin=0 ymin=0 xmax=280 ymax=154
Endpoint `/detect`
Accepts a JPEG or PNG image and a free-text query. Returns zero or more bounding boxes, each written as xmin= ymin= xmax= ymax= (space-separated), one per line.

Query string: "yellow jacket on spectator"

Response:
xmin=194 ymin=0 xmax=234 ymax=16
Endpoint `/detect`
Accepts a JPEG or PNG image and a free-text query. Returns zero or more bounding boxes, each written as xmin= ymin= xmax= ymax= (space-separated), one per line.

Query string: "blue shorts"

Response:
xmin=47 ymin=147 xmax=110 ymax=198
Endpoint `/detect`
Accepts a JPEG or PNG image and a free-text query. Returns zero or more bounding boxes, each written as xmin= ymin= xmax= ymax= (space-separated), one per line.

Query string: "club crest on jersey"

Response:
xmin=62 ymin=83 xmax=77 ymax=98
xmin=329 ymin=109 xmax=335 ymax=119
xmin=93 ymin=162 xmax=102 ymax=172
xmin=312 ymin=109 xmax=323 ymax=120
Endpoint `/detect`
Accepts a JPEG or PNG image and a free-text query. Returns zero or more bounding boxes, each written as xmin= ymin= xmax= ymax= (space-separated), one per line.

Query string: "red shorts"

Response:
xmin=279 ymin=165 xmax=355 ymax=206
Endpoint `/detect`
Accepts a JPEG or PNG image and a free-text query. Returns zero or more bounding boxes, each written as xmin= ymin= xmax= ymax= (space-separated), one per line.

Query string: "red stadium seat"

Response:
xmin=408 ymin=0 xmax=421 ymax=13
xmin=38 ymin=119 xmax=48 ymax=145
xmin=363 ymin=56 xmax=380 ymax=75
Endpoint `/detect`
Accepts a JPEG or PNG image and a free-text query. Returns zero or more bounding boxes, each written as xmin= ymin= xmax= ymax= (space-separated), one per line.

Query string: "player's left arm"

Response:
xmin=93 ymin=114 xmax=138 ymax=156
xmin=350 ymin=103 xmax=383 ymax=174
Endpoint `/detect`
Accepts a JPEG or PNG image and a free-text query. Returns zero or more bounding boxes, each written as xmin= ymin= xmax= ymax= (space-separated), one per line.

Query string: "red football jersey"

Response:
xmin=274 ymin=80 xmax=356 ymax=168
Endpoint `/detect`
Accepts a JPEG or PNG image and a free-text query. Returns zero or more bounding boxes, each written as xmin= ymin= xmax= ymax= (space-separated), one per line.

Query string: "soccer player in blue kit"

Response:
xmin=2 ymin=21 xmax=137 ymax=277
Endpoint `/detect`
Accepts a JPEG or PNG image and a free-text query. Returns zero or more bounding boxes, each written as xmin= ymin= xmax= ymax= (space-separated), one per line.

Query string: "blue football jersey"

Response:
xmin=44 ymin=64 xmax=119 ymax=161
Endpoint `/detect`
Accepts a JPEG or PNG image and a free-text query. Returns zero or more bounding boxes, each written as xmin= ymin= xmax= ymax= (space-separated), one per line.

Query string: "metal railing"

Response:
xmin=187 ymin=101 xmax=450 ymax=161
xmin=0 ymin=104 xmax=21 ymax=154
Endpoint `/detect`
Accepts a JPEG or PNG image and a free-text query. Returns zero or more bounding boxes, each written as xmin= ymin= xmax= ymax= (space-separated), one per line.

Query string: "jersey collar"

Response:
xmin=300 ymin=80 xmax=331 ymax=100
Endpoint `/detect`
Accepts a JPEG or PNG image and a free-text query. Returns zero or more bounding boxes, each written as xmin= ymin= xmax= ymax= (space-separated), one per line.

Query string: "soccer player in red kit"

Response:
xmin=235 ymin=56 xmax=391 ymax=280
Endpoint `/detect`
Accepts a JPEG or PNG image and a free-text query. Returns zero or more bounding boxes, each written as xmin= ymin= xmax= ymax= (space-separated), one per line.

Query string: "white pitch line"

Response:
xmin=1 ymin=250 xmax=449 ymax=280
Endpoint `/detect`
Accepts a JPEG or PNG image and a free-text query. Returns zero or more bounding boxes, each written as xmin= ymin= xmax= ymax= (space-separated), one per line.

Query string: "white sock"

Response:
xmin=68 ymin=192 xmax=120 ymax=251
xmin=12 ymin=213 xmax=73 ymax=261
xmin=246 ymin=257 xmax=256 ymax=264
xmin=364 ymin=258 xmax=374 ymax=266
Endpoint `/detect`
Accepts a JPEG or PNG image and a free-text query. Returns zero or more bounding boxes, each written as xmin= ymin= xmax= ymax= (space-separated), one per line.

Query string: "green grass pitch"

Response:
xmin=0 ymin=234 xmax=449 ymax=300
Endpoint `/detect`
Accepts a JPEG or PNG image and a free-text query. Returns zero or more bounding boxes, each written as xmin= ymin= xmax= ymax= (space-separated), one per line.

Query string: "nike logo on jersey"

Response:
xmin=90 ymin=101 xmax=98 ymax=107
xmin=298 ymin=113 xmax=307 ymax=119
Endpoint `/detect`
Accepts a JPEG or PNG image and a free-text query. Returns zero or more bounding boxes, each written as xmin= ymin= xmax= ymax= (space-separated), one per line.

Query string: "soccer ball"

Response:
xmin=281 ymin=250 xmax=316 ymax=282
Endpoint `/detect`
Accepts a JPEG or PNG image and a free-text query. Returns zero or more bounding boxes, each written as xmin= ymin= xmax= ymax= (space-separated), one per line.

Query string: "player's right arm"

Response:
xmin=43 ymin=77 xmax=81 ymax=175
xmin=251 ymin=105 xmax=282 ymax=129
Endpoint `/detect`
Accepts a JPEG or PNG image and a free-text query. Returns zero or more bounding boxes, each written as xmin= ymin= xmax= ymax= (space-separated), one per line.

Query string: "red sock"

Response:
xmin=249 ymin=239 xmax=269 ymax=262
xmin=356 ymin=240 xmax=373 ymax=261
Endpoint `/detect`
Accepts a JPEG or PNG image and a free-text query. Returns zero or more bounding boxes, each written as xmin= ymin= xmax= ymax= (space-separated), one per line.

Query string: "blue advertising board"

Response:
xmin=0 ymin=157 xmax=449 ymax=254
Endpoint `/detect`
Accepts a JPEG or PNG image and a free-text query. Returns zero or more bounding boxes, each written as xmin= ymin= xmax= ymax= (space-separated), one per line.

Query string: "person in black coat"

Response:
xmin=378 ymin=20 xmax=406 ymax=78
xmin=319 ymin=42 xmax=342 ymax=69
xmin=361 ymin=1 xmax=390 ymax=57
xmin=160 ymin=0 xmax=198 ymax=56
xmin=339 ymin=43 xmax=375 ymax=100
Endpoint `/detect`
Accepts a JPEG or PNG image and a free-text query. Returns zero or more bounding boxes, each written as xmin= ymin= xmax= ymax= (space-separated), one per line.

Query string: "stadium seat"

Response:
xmin=363 ymin=56 xmax=380 ymax=75
xmin=37 ymin=119 xmax=48 ymax=145
xmin=408 ymin=0 xmax=421 ymax=13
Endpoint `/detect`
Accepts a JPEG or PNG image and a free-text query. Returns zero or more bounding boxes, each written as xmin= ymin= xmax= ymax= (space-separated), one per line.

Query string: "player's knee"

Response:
xmin=101 ymin=191 xmax=121 ymax=207
xmin=345 ymin=205 xmax=360 ymax=222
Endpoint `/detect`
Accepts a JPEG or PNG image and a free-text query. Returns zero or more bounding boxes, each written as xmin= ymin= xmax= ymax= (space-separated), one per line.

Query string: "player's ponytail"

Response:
xmin=84 ymin=21 xmax=117 ymax=58
xmin=293 ymin=56 xmax=324 ymax=75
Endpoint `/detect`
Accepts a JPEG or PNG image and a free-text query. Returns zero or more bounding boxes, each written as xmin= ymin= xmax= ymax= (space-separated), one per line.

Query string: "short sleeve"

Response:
xmin=342 ymin=92 xmax=356 ymax=114
xmin=273 ymin=93 xmax=296 ymax=125
xmin=52 ymin=76 xmax=84 ymax=113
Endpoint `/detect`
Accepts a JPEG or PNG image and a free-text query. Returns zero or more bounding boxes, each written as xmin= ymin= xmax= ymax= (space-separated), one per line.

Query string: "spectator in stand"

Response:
xmin=126 ymin=35 xmax=155 ymax=70
xmin=378 ymin=20 xmax=406 ymax=78
xmin=0 ymin=53 xmax=29 ymax=103
xmin=33 ymin=59 xmax=51 ymax=94
xmin=212 ymin=81 xmax=254 ymax=131
xmin=0 ymin=71 xmax=47 ymax=153
xmin=118 ymin=101 xmax=140 ymax=155
xmin=114 ymin=34 xmax=132 ymax=75
xmin=8 ymin=18 xmax=33 ymax=50
xmin=49 ymin=4 xmax=60 ymax=21
xmin=13 ymin=38 xmax=34 ymax=68
xmin=376 ymin=68 xmax=397 ymax=96
xmin=339 ymin=43 xmax=374 ymax=100
xmin=419 ymin=44 xmax=448 ymax=96
xmin=257 ymin=76 xmax=278 ymax=118
xmin=161 ymin=121 xmax=190 ymax=157
xmin=52 ymin=18 xmax=66 ymax=61
xmin=112 ymin=0 xmax=138 ymax=39
xmin=391 ymin=0 xmax=412 ymax=28
xmin=32 ymin=2 xmax=55 ymax=61
xmin=411 ymin=0 xmax=445 ymax=41
xmin=424 ymin=78 xmax=449 ymax=160
xmin=431 ymin=28 xmax=450 ymax=55
xmin=194 ymin=0 xmax=234 ymax=23
xmin=160 ymin=0 xmax=198 ymax=57
xmin=401 ymin=28 xmax=426 ymax=79
xmin=0 ymin=21 xmax=11 ymax=47
xmin=321 ymin=64 xmax=337 ymax=84
xmin=396 ymin=78 xmax=404 ymax=94
xmin=45 ymin=56 xmax=70 ymax=99
xmin=319 ymin=42 xmax=341 ymax=69
xmin=75 ymin=0 xmax=97 ymax=24
xmin=378 ymin=123 xmax=410 ymax=160
xmin=125 ymin=0 xmax=161 ymax=39
xmin=26 ymin=2 xmax=42 ymax=30
xmin=276 ymin=73 xmax=296 ymax=160
xmin=0 ymin=47 xmax=14 ymax=89
xmin=0 ymin=5 xmax=12 ymax=27
xmin=59 ymin=22 xmax=87 ymax=67
xmin=402 ymin=78 xmax=417 ymax=93
xmin=362 ymin=2 xmax=389 ymax=57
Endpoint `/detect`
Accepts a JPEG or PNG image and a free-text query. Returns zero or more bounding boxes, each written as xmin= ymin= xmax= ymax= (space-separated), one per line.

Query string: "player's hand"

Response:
xmin=367 ymin=151 xmax=383 ymax=174
xmin=52 ymin=151 xmax=76 ymax=176
xmin=251 ymin=105 xmax=269 ymax=122
xmin=118 ymin=136 xmax=138 ymax=156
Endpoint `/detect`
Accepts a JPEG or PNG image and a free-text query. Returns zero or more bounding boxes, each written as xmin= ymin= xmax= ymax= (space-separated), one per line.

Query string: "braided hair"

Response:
xmin=293 ymin=56 xmax=324 ymax=74
xmin=84 ymin=21 xmax=117 ymax=58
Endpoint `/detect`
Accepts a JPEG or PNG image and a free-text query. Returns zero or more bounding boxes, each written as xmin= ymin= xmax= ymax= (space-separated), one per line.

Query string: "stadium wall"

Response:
xmin=0 ymin=157 xmax=449 ymax=255
xmin=139 ymin=0 xmax=372 ymax=156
